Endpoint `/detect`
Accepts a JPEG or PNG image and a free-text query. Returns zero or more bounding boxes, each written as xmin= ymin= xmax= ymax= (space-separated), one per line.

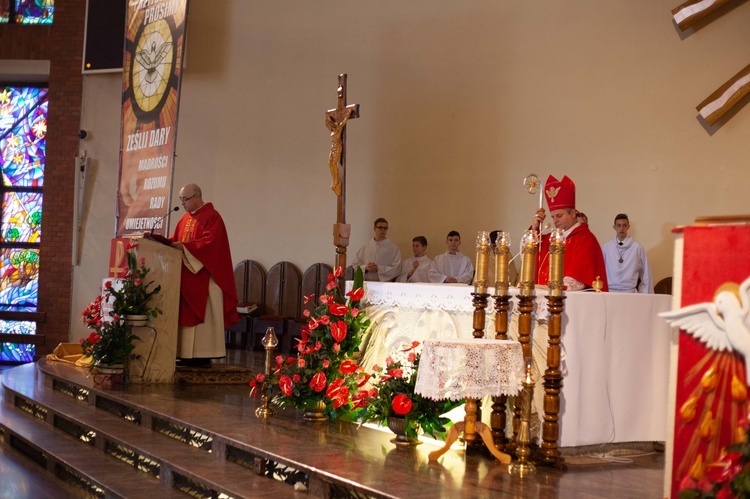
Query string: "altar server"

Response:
xmin=602 ymin=214 xmax=652 ymax=293
xmin=352 ymin=218 xmax=402 ymax=282
xmin=429 ymin=231 xmax=474 ymax=284
xmin=531 ymin=175 xmax=608 ymax=291
xmin=397 ymin=236 xmax=432 ymax=283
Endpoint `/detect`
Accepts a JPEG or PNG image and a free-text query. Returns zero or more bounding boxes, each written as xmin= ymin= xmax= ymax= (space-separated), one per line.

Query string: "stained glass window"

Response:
xmin=0 ymin=0 xmax=53 ymax=24
xmin=0 ymin=84 xmax=46 ymax=362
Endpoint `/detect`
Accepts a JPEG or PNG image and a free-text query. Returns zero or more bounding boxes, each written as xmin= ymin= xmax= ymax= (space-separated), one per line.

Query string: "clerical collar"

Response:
xmin=616 ymin=236 xmax=632 ymax=248
xmin=563 ymin=222 xmax=580 ymax=238
xmin=190 ymin=202 xmax=206 ymax=215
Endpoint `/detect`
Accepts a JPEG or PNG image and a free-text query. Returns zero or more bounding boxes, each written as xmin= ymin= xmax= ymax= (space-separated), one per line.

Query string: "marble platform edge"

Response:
xmin=0 ymin=378 xmax=188 ymax=498
xmin=0 ymin=365 xmax=295 ymax=499
xmin=27 ymin=360 xmax=409 ymax=499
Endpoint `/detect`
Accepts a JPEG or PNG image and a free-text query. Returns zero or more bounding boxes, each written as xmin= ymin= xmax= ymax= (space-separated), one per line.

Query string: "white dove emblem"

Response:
xmin=660 ymin=277 xmax=750 ymax=384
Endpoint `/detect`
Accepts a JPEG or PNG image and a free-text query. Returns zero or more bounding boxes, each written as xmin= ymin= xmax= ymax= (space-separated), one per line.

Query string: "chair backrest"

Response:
xmin=264 ymin=261 xmax=302 ymax=318
xmin=654 ymin=276 xmax=672 ymax=295
xmin=301 ymin=263 xmax=333 ymax=314
xmin=233 ymin=259 xmax=266 ymax=311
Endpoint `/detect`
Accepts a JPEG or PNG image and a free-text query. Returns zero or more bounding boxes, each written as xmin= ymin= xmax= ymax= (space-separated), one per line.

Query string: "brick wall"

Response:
xmin=0 ymin=1 xmax=86 ymax=355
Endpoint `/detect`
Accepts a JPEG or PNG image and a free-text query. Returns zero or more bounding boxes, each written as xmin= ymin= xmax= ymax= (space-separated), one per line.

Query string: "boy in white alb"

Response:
xmin=428 ymin=231 xmax=474 ymax=284
xmin=352 ymin=217 xmax=402 ymax=282
xmin=397 ymin=236 xmax=432 ymax=283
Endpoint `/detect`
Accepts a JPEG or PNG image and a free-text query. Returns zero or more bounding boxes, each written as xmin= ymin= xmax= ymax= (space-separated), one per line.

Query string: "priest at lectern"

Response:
xmin=169 ymin=183 xmax=238 ymax=367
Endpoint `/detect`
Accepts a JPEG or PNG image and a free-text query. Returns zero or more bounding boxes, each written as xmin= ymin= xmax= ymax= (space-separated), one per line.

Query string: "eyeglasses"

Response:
xmin=179 ymin=194 xmax=197 ymax=202
xmin=375 ymin=226 xmax=389 ymax=230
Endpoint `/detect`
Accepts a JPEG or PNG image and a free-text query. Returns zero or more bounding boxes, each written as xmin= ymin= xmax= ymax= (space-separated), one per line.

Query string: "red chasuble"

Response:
xmin=535 ymin=224 xmax=609 ymax=292
xmin=170 ymin=202 xmax=239 ymax=328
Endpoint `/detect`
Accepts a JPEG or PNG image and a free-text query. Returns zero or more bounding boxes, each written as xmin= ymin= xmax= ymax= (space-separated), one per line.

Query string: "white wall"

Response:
xmin=71 ymin=0 xmax=750 ymax=339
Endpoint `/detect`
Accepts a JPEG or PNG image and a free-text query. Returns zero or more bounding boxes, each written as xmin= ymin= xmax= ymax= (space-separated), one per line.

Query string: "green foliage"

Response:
xmin=105 ymin=249 xmax=162 ymax=319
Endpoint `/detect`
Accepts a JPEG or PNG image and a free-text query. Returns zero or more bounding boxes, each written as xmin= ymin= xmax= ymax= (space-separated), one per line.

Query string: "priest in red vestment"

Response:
xmin=531 ymin=175 xmax=608 ymax=292
xmin=169 ymin=183 xmax=239 ymax=366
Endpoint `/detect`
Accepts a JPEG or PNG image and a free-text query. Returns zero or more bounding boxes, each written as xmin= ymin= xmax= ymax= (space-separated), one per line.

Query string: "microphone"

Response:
xmin=151 ymin=206 xmax=179 ymax=235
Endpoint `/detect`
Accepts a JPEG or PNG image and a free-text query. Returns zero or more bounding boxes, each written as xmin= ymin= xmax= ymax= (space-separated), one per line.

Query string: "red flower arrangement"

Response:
xmin=679 ymin=413 xmax=750 ymax=499
xmin=358 ymin=341 xmax=461 ymax=440
xmin=249 ymin=267 xmax=372 ymax=420
xmin=79 ymin=294 xmax=139 ymax=370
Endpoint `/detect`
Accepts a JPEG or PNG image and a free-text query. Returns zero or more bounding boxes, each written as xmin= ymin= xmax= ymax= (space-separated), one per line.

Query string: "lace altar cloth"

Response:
xmin=414 ymin=338 xmax=524 ymax=401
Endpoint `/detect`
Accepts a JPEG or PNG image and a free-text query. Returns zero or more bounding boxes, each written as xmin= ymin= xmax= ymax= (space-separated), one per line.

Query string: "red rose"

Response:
xmin=292 ymin=374 xmax=300 ymax=382
xmin=309 ymin=371 xmax=327 ymax=392
xmin=88 ymin=332 xmax=101 ymax=345
xmin=323 ymin=359 xmax=330 ymax=368
xmin=297 ymin=357 xmax=306 ymax=368
xmin=255 ymin=373 xmax=265 ymax=383
xmin=717 ymin=488 xmax=735 ymax=499
xmin=346 ymin=287 xmax=364 ymax=302
xmin=392 ymin=394 xmax=413 ymax=415
xmin=332 ymin=343 xmax=341 ymax=352
xmin=278 ymin=375 xmax=293 ymax=396
xmin=408 ymin=352 xmax=416 ymax=362
xmin=318 ymin=315 xmax=330 ymax=325
xmin=339 ymin=360 xmax=358 ymax=374
xmin=388 ymin=368 xmax=403 ymax=379
xmin=134 ymin=278 xmax=142 ymax=286
xmin=330 ymin=320 xmax=348 ymax=342
xmin=328 ymin=302 xmax=348 ymax=317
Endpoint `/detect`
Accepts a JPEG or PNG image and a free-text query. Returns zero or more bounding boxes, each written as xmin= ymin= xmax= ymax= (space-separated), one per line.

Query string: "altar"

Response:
xmin=357 ymin=282 xmax=672 ymax=447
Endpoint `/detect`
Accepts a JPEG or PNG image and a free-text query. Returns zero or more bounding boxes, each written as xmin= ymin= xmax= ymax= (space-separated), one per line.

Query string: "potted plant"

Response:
xmin=80 ymin=294 xmax=140 ymax=376
xmin=359 ymin=341 xmax=462 ymax=444
xmin=104 ymin=243 xmax=162 ymax=325
xmin=249 ymin=266 xmax=372 ymax=421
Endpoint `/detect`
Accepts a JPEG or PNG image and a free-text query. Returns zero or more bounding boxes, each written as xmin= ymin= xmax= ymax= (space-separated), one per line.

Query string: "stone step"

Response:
xmin=2 ymin=367 xmax=298 ymax=499
xmin=0 ymin=401 xmax=185 ymax=499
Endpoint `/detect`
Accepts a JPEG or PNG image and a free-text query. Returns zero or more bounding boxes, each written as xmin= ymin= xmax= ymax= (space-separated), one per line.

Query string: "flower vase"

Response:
xmin=124 ymin=314 xmax=149 ymax=327
xmin=302 ymin=400 xmax=328 ymax=422
xmin=92 ymin=363 xmax=127 ymax=388
xmin=387 ymin=417 xmax=421 ymax=446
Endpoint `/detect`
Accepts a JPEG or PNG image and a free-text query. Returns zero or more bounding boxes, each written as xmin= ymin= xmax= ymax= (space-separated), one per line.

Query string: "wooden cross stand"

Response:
xmin=325 ymin=74 xmax=359 ymax=288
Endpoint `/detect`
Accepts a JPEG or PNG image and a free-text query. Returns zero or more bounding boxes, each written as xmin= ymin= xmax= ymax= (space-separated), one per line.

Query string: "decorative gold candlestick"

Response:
xmin=491 ymin=232 xmax=511 ymax=448
xmin=471 ymin=231 xmax=491 ymax=340
xmin=541 ymin=229 xmax=566 ymax=469
xmin=255 ymin=327 xmax=278 ymax=419
xmin=509 ymin=358 xmax=537 ymax=477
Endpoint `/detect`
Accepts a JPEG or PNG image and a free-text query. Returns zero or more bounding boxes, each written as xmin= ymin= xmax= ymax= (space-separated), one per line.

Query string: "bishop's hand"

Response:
xmin=531 ymin=208 xmax=546 ymax=230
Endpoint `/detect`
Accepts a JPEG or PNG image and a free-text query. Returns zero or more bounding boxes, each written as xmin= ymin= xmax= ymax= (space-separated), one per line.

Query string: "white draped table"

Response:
xmin=355 ymin=281 xmax=672 ymax=447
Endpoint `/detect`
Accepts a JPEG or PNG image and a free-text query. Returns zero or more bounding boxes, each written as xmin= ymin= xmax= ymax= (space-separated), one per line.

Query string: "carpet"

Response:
xmin=174 ymin=364 xmax=253 ymax=385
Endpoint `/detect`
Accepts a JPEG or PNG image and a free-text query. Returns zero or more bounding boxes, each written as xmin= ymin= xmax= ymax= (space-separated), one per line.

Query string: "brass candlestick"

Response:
xmin=547 ymin=229 xmax=565 ymax=297
xmin=509 ymin=358 xmax=537 ymax=477
xmin=474 ymin=231 xmax=490 ymax=295
xmin=491 ymin=232 xmax=511 ymax=447
xmin=518 ymin=230 xmax=538 ymax=298
xmin=255 ymin=327 xmax=278 ymax=419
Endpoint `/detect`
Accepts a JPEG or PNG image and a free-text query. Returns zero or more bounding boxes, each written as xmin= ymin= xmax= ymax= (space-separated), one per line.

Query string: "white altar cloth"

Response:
xmin=356 ymin=281 xmax=672 ymax=447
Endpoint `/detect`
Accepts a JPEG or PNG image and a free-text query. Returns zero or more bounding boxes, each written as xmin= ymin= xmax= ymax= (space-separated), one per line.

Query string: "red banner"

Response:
xmin=116 ymin=0 xmax=188 ymax=237
xmin=669 ymin=225 xmax=750 ymax=497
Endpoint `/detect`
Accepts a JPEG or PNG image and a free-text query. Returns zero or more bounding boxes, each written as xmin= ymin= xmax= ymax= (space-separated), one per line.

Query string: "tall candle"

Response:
xmin=548 ymin=229 xmax=566 ymax=296
xmin=475 ymin=231 xmax=490 ymax=294
xmin=519 ymin=230 xmax=538 ymax=297
xmin=494 ymin=232 xmax=510 ymax=295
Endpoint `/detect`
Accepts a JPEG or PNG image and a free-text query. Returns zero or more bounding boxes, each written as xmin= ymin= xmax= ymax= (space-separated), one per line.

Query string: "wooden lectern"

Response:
xmin=109 ymin=236 xmax=181 ymax=383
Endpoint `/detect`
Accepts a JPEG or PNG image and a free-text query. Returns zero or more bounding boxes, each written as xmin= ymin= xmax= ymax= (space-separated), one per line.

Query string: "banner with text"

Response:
xmin=116 ymin=0 xmax=188 ymax=237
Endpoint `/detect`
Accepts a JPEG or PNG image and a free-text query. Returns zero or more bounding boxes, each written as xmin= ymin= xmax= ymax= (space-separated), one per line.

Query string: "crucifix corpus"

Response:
xmin=325 ymin=74 xmax=360 ymax=289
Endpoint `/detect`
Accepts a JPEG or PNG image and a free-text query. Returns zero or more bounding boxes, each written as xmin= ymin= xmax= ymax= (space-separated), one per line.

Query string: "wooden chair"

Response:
xmin=251 ymin=262 xmax=302 ymax=350
xmin=225 ymin=260 xmax=266 ymax=350
xmin=654 ymin=277 xmax=673 ymax=295
xmin=285 ymin=263 xmax=333 ymax=353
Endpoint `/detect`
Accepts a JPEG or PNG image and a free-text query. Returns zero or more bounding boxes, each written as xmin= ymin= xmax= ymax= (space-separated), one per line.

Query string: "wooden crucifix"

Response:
xmin=325 ymin=74 xmax=359 ymax=288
